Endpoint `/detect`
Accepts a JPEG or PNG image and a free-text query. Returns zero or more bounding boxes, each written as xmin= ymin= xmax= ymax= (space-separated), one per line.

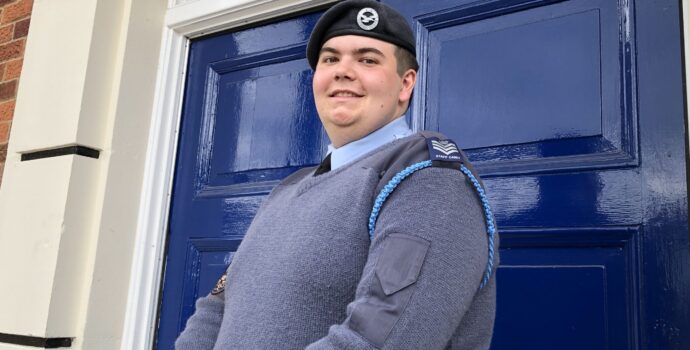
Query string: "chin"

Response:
xmin=325 ymin=113 xmax=358 ymax=128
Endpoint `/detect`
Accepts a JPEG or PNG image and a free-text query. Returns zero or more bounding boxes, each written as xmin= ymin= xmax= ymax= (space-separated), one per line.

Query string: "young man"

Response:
xmin=175 ymin=1 xmax=498 ymax=349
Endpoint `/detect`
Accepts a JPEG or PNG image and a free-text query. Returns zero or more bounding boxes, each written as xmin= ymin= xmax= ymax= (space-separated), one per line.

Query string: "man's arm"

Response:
xmin=174 ymin=275 xmax=227 ymax=350
xmin=306 ymin=166 xmax=495 ymax=349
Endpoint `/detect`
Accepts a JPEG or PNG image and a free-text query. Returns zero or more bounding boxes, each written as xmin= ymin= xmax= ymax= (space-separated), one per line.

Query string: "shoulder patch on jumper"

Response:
xmin=426 ymin=137 xmax=463 ymax=163
xmin=211 ymin=272 xmax=227 ymax=295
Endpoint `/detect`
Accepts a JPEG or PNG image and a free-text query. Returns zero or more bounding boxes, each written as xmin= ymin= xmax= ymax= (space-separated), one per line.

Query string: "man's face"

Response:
xmin=312 ymin=35 xmax=416 ymax=148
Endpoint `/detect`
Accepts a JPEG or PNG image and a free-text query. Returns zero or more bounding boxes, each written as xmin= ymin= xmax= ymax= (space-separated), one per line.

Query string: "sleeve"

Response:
xmin=174 ymin=273 xmax=227 ymax=350
xmin=306 ymin=167 xmax=492 ymax=350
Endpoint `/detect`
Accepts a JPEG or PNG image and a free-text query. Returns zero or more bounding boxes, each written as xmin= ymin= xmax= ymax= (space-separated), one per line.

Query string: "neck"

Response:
xmin=327 ymin=110 xmax=408 ymax=148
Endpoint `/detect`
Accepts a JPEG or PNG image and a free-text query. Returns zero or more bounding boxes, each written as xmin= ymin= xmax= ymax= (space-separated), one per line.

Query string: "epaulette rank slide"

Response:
xmin=426 ymin=137 xmax=463 ymax=163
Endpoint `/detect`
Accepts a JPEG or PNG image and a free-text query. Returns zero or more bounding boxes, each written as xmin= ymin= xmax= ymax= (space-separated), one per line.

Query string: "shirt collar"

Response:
xmin=327 ymin=117 xmax=413 ymax=171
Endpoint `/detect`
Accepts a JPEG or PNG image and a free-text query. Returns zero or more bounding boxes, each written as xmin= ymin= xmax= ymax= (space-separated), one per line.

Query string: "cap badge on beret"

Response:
xmin=356 ymin=7 xmax=379 ymax=31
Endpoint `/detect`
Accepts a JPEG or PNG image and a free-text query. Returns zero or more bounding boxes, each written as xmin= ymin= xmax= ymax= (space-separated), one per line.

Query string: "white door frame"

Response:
xmin=120 ymin=1 xmax=335 ymax=349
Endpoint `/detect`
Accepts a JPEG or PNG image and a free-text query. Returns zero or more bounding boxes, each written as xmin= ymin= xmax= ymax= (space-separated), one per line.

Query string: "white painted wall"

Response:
xmin=6 ymin=0 xmax=99 ymax=152
xmin=0 ymin=0 xmax=165 ymax=348
xmin=0 ymin=0 xmax=122 ymax=339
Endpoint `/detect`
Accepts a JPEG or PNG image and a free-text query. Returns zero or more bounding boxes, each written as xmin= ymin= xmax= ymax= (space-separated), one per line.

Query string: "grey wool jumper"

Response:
xmin=175 ymin=132 xmax=499 ymax=350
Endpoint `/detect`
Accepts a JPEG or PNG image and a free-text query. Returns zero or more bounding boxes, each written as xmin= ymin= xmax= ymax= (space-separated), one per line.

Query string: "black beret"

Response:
xmin=306 ymin=0 xmax=416 ymax=70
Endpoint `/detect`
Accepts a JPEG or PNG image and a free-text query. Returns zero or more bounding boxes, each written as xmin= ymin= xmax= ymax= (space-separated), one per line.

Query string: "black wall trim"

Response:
xmin=0 ymin=333 xmax=73 ymax=348
xmin=21 ymin=146 xmax=100 ymax=161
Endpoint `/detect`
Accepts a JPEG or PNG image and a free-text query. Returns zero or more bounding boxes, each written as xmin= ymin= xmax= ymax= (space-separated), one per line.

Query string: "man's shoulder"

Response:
xmin=363 ymin=131 xmax=468 ymax=194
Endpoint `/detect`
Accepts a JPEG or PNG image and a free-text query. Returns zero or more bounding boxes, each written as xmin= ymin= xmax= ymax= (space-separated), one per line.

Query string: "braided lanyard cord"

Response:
xmin=368 ymin=161 xmax=497 ymax=290
xmin=368 ymin=160 xmax=433 ymax=239
xmin=459 ymin=165 xmax=496 ymax=290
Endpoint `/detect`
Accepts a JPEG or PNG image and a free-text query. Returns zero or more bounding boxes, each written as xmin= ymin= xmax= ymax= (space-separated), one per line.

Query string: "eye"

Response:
xmin=360 ymin=57 xmax=378 ymax=65
xmin=321 ymin=56 xmax=338 ymax=64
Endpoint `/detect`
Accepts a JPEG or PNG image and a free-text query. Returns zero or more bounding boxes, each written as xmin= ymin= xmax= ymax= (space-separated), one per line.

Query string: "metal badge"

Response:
xmin=211 ymin=273 xmax=227 ymax=295
xmin=357 ymin=7 xmax=379 ymax=31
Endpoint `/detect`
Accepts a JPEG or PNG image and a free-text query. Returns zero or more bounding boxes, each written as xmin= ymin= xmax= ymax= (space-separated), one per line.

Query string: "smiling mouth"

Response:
xmin=329 ymin=90 xmax=363 ymax=97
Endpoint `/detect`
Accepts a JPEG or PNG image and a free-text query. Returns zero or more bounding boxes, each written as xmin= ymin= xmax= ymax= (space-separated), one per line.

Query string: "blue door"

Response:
xmin=384 ymin=0 xmax=689 ymax=348
xmin=157 ymin=0 xmax=689 ymax=349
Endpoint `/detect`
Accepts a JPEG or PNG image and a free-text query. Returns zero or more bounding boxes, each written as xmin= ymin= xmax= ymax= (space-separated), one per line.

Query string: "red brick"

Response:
xmin=0 ymin=39 xmax=23 ymax=61
xmin=0 ymin=142 xmax=6 ymax=162
xmin=2 ymin=0 xmax=32 ymax=24
xmin=0 ymin=79 xmax=15 ymax=100
xmin=0 ymin=99 xmax=13 ymax=121
xmin=0 ymin=0 xmax=16 ymax=8
xmin=0 ymin=121 xmax=10 ymax=143
xmin=0 ymin=63 xmax=6 ymax=81
xmin=13 ymin=17 xmax=28 ymax=39
xmin=4 ymin=58 xmax=20 ymax=80
xmin=0 ymin=23 xmax=12 ymax=44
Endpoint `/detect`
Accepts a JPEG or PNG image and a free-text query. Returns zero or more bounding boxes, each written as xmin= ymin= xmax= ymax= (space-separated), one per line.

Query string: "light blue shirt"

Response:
xmin=327 ymin=117 xmax=413 ymax=171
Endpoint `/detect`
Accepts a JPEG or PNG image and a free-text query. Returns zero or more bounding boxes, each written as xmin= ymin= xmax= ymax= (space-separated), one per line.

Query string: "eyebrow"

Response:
xmin=319 ymin=46 xmax=386 ymax=57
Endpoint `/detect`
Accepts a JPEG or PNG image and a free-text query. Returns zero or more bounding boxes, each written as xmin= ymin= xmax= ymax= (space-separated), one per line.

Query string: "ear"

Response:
xmin=398 ymin=68 xmax=417 ymax=104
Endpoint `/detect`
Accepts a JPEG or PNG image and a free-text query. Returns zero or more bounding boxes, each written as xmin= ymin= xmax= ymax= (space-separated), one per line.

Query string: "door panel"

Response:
xmin=385 ymin=0 xmax=689 ymax=348
xmin=417 ymin=0 xmax=635 ymax=175
xmin=433 ymin=6 xmax=604 ymax=149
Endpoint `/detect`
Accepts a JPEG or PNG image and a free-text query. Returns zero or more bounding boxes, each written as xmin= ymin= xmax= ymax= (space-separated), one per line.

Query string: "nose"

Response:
xmin=334 ymin=58 xmax=355 ymax=81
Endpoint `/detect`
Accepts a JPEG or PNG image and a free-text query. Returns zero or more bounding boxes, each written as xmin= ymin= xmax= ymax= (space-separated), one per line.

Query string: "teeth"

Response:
xmin=333 ymin=91 xmax=358 ymax=97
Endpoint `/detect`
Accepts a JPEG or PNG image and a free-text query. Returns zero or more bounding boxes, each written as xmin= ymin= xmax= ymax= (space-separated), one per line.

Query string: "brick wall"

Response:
xmin=0 ymin=0 xmax=31 ymax=187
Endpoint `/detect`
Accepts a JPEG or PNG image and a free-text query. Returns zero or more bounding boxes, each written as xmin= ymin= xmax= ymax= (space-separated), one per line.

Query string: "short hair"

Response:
xmin=394 ymin=46 xmax=419 ymax=76
xmin=394 ymin=46 xmax=418 ymax=113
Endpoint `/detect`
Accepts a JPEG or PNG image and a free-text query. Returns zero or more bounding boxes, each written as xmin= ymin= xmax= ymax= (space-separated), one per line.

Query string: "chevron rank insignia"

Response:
xmin=211 ymin=272 xmax=227 ymax=295
xmin=426 ymin=137 xmax=463 ymax=162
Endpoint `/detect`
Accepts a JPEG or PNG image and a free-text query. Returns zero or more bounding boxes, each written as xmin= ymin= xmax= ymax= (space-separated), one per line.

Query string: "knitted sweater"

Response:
xmin=174 ymin=132 xmax=498 ymax=349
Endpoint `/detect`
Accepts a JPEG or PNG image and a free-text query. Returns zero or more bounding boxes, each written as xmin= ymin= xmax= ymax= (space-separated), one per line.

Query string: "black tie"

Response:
xmin=314 ymin=153 xmax=331 ymax=176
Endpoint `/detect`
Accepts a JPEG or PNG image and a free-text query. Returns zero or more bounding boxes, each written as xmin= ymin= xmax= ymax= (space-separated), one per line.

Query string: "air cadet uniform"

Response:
xmin=175 ymin=1 xmax=499 ymax=349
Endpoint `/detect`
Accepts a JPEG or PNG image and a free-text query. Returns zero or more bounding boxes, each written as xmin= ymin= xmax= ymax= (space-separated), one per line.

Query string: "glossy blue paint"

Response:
xmin=158 ymin=0 xmax=690 ymax=348
xmin=416 ymin=0 xmax=636 ymax=176
xmin=496 ymin=226 xmax=638 ymax=349
xmin=434 ymin=7 xmax=603 ymax=149
xmin=386 ymin=0 xmax=689 ymax=348
xmin=155 ymin=12 xmax=325 ymax=350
